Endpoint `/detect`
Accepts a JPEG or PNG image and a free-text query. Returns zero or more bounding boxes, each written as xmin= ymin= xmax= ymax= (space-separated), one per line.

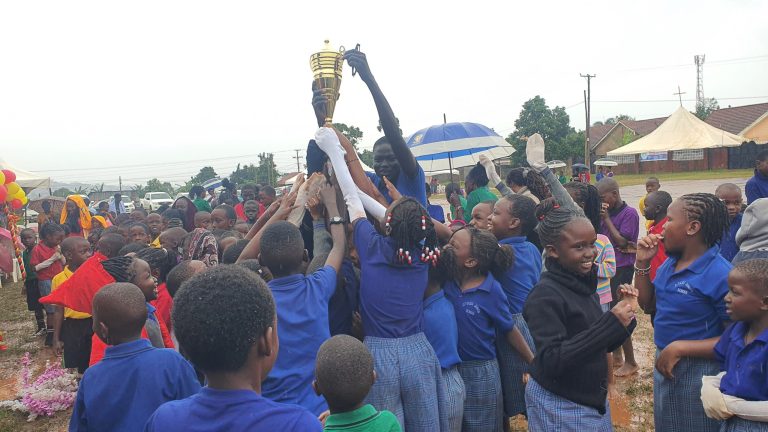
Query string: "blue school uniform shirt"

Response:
xmin=745 ymin=169 xmax=768 ymax=204
xmin=443 ymin=274 xmax=516 ymax=361
xmin=427 ymin=202 xmax=445 ymax=223
xmin=354 ymin=219 xmax=428 ymax=338
xmin=653 ymin=245 xmax=731 ymax=350
xmin=144 ymin=387 xmax=322 ymax=432
xmin=714 ymin=322 xmax=768 ymax=401
xmin=70 ymin=339 xmax=200 ymax=432
xmin=423 ymin=290 xmax=462 ymax=369
xmin=498 ymin=236 xmax=542 ymax=314
xmin=263 ymin=266 xmax=336 ymax=415
xmin=720 ymin=213 xmax=743 ymax=262
xmin=328 ymin=259 xmax=359 ymax=336
xmin=366 ymin=167 xmax=427 ymax=207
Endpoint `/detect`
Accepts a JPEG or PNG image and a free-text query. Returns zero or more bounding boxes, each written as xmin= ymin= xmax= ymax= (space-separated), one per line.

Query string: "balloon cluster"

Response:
xmin=0 ymin=169 xmax=27 ymax=210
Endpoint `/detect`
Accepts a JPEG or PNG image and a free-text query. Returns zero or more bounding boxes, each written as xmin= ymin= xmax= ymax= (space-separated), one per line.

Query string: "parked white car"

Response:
xmin=140 ymin=192 xmax=174 ymax=211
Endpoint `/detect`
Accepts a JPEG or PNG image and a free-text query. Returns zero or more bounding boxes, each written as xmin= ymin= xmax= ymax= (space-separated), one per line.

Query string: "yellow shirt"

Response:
xmin=51 ymin=267 xmax=92 ymax=319
xmin=151 ymin=236 xmax=161 ymax=248
xmin=638 ymin=195 xmax=653 ymax=230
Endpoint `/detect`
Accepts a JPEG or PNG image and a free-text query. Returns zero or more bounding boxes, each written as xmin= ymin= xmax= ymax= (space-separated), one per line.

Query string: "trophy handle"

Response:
xmin=350 ymin=43 xmax=361 ymax=76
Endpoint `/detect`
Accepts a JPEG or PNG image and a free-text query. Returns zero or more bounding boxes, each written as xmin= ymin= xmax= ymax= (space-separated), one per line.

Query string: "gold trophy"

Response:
xmin=310 ymin=40 xmax=345 ymax=126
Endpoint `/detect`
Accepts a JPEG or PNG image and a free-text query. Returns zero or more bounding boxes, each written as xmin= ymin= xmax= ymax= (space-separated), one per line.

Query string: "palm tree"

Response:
xmin=73 ymin=186 xmax=89 ymax=195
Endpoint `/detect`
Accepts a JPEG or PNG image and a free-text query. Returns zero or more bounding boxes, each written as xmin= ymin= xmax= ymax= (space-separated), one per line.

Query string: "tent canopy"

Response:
xmin=608 ymin=107 xmax=745 ymax=156
xmin=0 ymin=158 xmax=51 ymax=189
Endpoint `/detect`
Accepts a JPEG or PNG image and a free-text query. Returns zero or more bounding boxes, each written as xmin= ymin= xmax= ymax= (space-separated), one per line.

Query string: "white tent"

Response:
xmin=608 ymin=106 xmax=745 ymax=156
xmin=0 ymin=158 xmax=52 ymax=189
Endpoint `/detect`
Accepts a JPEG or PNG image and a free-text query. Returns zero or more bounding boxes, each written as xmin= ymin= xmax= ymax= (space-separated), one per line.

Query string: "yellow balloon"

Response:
xmin=21 ymin=196 xmax=28 ymax=205
xmin=6 ymin=182 xmax=20 ymax=195
xmin=0 ymin=172 xmax=5 ymax=185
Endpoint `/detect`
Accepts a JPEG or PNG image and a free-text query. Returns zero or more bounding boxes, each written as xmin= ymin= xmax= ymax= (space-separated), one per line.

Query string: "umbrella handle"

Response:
xmin=350 ymin=43 xmax=361 ymax=76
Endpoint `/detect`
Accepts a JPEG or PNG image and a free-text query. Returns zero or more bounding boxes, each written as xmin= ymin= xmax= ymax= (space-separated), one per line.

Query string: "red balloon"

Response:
xmin=0 ymin=185 xmax=6 ymax=201
xmin=11 ymin=198 xmax=22 ymax=209
xmin=2 ymin=170 xmax=16 ymax=184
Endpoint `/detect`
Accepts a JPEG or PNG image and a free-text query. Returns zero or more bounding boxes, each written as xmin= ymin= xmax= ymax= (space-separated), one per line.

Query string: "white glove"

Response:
xmin=315 ymin=127 xmax=346 ymax=157
xmin=701 ymin=373 xmax=733 ymax=420
xmin=314 ymin=128 xmax=365 ymax=221
xmin=479 ymin=154 xmax=502 ymax=185
xmin=526 ymin=133 xmax=548 ymax=173
xmin=358 ymin=190 xmax=386 ymax=221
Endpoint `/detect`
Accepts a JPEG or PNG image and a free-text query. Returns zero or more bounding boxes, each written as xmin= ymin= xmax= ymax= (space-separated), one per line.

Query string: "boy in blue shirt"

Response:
xmin=314 ymin=335 xmax=401 ymax=431
xmin=715 ymin=183 xmax=744 ymax=262
xmin=258 ymin=184 xmax=346 ymax=415
xmin=745 ymin=149 xmax=768 ymax=204
xmin=145 ymin=265 xmax=322 ymax=432
xmin=425 ymin=183 xmax=445 ymax=224
xmin=70 ymin=283 xmax=200 ymax=432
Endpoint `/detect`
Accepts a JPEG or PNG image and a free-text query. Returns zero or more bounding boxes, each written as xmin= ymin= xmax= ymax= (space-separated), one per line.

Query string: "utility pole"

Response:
xmin=119 ymin=176 xmax=122 ymax=193
xmin=293 ymin=149 xmax=303 ymax=173
xmin=694 ymin=54 xmax=705 ymax=108
xmin=580 ymin=73 xmax=596 ymax=167
xmin=673 ymin=86 xmax=686 ymax=106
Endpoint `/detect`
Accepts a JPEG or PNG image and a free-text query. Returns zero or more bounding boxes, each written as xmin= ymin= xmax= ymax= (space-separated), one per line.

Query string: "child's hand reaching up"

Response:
xmin=274 ymin=190 xmax=300 ymax=220
xmin=618 ymin=284 xmax=639 ymax=312
xmin=318 ymin=183 xmax=338 ymax=207
xmin=479 ymin=154 xmax=502 ymax=186
xmin=306 ymin=194 xmax=324 ymax=221
xmin=382 ymin=177 xmax=402 ymax=201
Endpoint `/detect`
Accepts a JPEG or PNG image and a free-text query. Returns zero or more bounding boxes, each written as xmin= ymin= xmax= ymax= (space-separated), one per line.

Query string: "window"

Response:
xmin=672 ymin=149 xmax=704 ymax=161
xmin=610 ymin=155 xmax=636 ymax=165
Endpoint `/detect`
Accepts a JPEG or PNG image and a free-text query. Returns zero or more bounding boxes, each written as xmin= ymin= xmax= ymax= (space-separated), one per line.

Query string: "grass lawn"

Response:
xmin=612 ymin=168 xmax=753 ymax=187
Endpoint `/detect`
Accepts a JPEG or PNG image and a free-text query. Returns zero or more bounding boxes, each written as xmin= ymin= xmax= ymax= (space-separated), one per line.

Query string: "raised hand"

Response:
xmin=343 ymin=49 xmax=373 ymax=83
xmin=618 ymin=284 xmax=639 ymax=312
xmin=318 ymin=183 xmax=338 ymax=206
xmin=315 ymin=127 xmax=346 ymax=156
xmin=311 ymin=82 xmax=328 ymax=127
xmin=306 ymin=194 xmax=324 ymax=221
xmin=383 ymin=176 xmax=402 ymax=201
xmin=479 ymin=154 xmax=501 ymax=185
xmin=526 ymin=133 xmax=548 ymax=172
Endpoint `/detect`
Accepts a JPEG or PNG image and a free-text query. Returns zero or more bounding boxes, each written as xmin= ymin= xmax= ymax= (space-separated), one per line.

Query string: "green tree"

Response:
xmin=182 ymin=166 xmax=217 ymax=192
xmin=604 ymin=114 xmax=635 ymax=125
xmin=333 ymin=123 xmax=364 ymax=150
xmin=507 ymin=96 xmax=574 ymax=166
xmin=360 ymin=149 xmax=374 ymax=168
xmin=544 ymin=130 xmax=585 ymax=163
xmin=145 ymin=178 xmax=174 ymax=195
xmin=230 ymin=163 xmax=259 ymax=185
xmin=695 ymin=97 xmax=720 ymax=120
xmin=131 ymin=184 xmax=146 ymax=198
xmin=255 ymin=153 xmax=280 ymax=185
xmin=377 ymin=118 xmax=403 ymax=136
xmin=52 ymin=187 xmax=74 ymax=198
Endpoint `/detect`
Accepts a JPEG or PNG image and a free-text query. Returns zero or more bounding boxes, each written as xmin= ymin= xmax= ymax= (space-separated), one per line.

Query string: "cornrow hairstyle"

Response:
xmin=135 ymin=247 xmax=179 ymax=283
xmin=214 ymin=204 xmax=237 ymax=223
xmin=506 ymin=168 xmax=551 ymax=201
xmin=39 ymin=222 xmax=65 ymax=240
xmin=535 ymin=197 xmax=586 ymax=247
xmin=102 ymin=255 xmax=139 ymax=283
xmin=732 ymin=259 xmax=768 ymax=296
xmin=466 ymin=163 xmax=489 ymax=188
xmin=678 ymin=193 xmax=729 ymax=247
xmin=564 ymin=181 xmax=602 ymax=232
xmin=189 ymin=185 xmax=205 ymax=200
xmin=385 ymin=197 xmax=440 ymax=266
xmin=465 ymin=225 xmax=515 ymax=281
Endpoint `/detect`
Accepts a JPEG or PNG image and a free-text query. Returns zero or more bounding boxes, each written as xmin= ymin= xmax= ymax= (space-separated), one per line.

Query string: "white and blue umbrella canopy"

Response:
xmin=405 ymin=122 xmax=515 ymax=173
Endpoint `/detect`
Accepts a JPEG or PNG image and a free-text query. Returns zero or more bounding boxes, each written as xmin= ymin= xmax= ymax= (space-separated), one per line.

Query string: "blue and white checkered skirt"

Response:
xmin=654 ymin=349 xmax=722 ymax=432
xmin=365 ymin=332 xmax=445 ymax=432
xmin=525 ymin=377 xmax=612 ymax=432
xmin=496 ymin=313 xmax=535 ymax=417
xmin=458 ymin=359 xmax=504 ymax=432
xmin=440 ymin=366 xmax=465 ymax=432
xmin=721 ymin=417 xmax=768 ymax=432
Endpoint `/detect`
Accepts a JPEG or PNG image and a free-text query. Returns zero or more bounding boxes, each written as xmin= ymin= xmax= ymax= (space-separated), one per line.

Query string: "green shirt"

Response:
xmin=192 ymin=197 xmax=212 ymax=213
xmin=324 ymin=404 xmax=401 ymax=432
xmin=22 ymin=248 xmax=37 ymax=280
xmin=464 ymin=186 xmax=498 ymax=222
xmin=449 ymin=195 xmax=467 ymax=221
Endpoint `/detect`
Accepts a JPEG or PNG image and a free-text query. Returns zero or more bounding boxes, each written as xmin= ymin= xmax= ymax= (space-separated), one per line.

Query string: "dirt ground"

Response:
xmin=0 ymin=177 xmax=749 ymax=431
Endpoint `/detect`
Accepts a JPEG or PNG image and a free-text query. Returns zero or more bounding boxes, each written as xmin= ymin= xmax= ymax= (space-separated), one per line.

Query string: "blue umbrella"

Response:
xmin=405 ymin=122 xmax=515 ymax=176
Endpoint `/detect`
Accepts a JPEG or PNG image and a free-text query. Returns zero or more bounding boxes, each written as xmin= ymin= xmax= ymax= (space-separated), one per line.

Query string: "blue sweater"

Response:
xmin=745 ymin=170 xmax=768 ymax=204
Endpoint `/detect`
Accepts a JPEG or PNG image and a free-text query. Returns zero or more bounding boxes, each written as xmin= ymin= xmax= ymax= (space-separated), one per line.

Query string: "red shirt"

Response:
xmin=234 ymin=201 xmax=265 ymax=222
xmin=30 ymin=243 xmax=64 ymax=281
xmin=649 ymin=216 xmax=669 ymax=281
xmin=152 ymin=283 xmax=173 ymax=332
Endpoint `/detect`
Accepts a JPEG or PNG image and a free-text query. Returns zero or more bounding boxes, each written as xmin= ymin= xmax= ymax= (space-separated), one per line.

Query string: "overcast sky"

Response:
xmin=1 ymin=0 xmax=766 ymax=187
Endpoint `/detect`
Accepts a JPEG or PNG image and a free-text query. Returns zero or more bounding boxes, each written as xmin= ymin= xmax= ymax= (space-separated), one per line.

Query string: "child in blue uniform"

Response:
xmin=316 ymin=127 xmax=446 ymax=431
xmin=634 ymin=193 xmax=732 ymax=432
xmin=145 ymin=265 xmax=322 ymax=432
xmin=440 ymin=226 xmax=534 ymax=432
xmin=487 ymin=194 xmax=541 ymax=421
xmin=524 ymin=201 xmax=638 ymax=431
xmin=423 ymin=266 xmax=465 ymax=432
xmin=715 ymin=183 xmax=744 ymax=262
xmin=70 ymin=283 xmax=200 ymax=432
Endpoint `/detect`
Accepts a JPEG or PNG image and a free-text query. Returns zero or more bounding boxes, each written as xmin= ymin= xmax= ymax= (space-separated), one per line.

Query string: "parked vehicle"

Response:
xmin=140 ymin=192 xmax=174 ymax=211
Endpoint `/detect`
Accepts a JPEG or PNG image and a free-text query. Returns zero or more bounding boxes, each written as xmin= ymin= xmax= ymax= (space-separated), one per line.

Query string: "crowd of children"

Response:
xmin=9 ymin=50 xmax=768 ymax=432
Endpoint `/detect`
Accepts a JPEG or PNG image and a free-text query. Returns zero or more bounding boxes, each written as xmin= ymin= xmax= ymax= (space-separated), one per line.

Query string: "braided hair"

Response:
xmin=466 ymin=225 xmax=515 ymax=280
xmin=135 ymin=247 xmax=178 ymax=283
xmin=102 ymin=256 xmax=138 ymax=283
xmin=679 ymin=193 xmax=729 ymax=247
xmin=385 ymin=197 xmax=439 ymax=266
xmin=564 ymin=181 xmax=602 ymax=232
xmin=506 ymin=168 xmax=551 ymax=201
xmin=535 ymin=197 xmax=586 ymax=247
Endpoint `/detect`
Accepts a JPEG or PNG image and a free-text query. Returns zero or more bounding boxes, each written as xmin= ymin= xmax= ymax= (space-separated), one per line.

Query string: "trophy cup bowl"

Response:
xmin=310 ymin=40 xmax=345 ymax=126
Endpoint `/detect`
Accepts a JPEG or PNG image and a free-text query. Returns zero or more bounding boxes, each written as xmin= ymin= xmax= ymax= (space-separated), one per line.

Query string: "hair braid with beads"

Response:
xmin=679 ymin=193 xmax=729 ymax=247
xmin=385 ymin=197 xmax=440 ymax=266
